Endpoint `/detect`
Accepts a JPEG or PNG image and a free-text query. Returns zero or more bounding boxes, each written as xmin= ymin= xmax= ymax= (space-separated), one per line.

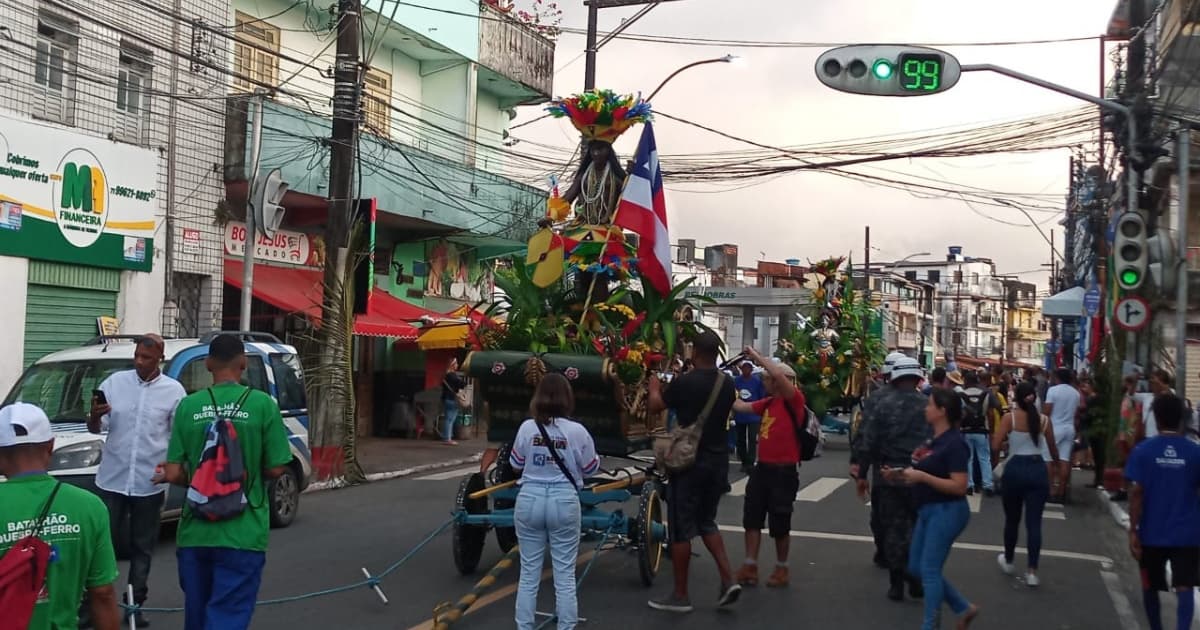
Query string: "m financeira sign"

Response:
xmin=0 ymin=114 xmax=159 ymax=272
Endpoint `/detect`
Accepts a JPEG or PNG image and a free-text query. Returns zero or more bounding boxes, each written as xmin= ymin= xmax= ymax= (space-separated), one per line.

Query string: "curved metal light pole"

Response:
xmin=647 ymin=54 xmax=738 ymax=102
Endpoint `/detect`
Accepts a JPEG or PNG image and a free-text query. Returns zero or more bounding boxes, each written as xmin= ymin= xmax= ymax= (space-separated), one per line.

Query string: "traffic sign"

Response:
xmin=814 ymin=45 xmax=963 ymax=97
xmin=1083 ymin=287 xmax=1101 ymax=317
xmin=1113 ymin=296 xmax=1150 ymax=332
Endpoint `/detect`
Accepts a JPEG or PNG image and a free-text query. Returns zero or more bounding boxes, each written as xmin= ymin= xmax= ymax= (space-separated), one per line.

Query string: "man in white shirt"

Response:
xmin=1042 ymin=367 xmax=1081 ymax=503
xmin=87 ymin=334 xmax=185 ymax=626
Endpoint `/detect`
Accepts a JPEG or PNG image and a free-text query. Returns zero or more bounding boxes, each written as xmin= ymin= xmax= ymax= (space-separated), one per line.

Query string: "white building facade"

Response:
xmin=0 ymin=0 xmax=229 ymax=392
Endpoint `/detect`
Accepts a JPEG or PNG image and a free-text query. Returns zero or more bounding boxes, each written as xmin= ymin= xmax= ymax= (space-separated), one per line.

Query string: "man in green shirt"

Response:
xmin=161 ymin=334 xmax=293 ymax=630
xmin=0 ymin=402 xmax=120 ymax=630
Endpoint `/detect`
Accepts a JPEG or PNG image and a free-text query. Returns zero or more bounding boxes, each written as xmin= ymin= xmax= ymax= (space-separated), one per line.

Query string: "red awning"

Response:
xmin=223 ymin=259 xmax=426 ymax=340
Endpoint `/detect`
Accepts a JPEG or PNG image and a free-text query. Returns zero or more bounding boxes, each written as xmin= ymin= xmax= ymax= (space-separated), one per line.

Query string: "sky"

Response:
xmin=508 ymin=0 xmax=1119 ymax=289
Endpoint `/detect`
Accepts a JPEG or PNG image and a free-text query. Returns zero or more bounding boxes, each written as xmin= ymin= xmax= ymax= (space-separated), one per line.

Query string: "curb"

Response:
xmin=303 ymin=452 xmax=483 ymax=493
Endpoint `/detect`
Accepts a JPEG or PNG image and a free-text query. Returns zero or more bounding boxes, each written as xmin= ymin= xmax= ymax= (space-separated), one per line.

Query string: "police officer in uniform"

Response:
xmin=853 ymin=356 xmax=931 ymax=601
xmin=851 ymin=352 xmax=908 ymax=568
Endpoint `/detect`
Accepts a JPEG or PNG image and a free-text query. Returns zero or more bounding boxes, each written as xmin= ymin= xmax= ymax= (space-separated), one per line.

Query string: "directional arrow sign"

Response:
xmin=1113 ymin=296 xmax=1150 ymax=332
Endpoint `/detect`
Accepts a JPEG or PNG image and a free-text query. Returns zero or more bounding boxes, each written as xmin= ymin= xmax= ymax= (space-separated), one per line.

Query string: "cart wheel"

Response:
xmin=493 ymin=444 xmax=518 ymax=553
xmin=635 ymin=482 xmax=666 ymax=587
xmin=453 ymin=472 xmax=489 ymax=575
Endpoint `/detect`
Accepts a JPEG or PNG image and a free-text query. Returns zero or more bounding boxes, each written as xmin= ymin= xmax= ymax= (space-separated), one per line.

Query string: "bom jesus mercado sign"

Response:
xmin=0 ymin=114 xmax=159 ymax=272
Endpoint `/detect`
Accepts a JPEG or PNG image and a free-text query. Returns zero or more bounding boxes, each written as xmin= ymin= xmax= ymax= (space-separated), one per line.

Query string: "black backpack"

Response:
xmin=959 ymin=389 xmax=990 ymax=432
xmin=783 ymin=398 xmax=822 ymax=461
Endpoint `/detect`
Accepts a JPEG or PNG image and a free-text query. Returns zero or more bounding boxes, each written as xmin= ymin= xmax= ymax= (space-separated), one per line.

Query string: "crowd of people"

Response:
xmin=0 ymin=333 xmax=294 ymax=630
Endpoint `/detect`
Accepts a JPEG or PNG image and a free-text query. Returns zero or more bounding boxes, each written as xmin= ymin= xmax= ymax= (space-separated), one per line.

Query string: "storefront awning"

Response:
xmin=417 ymin=323 xmax=471 ymax=350
xmin=224 ymin=259 xmax=426 ymax=339
xmin=1042 ymin=286 xmax=1086 ymax=318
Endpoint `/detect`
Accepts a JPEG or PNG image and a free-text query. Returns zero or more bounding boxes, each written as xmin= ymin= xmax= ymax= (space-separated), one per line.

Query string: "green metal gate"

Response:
xmin=23 ymin=261 xmax=120 ymax=367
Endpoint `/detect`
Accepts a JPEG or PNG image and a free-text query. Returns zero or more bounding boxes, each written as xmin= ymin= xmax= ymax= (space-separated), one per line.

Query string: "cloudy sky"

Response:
xmin=509 ymin=0 xmax=1117 ymax=288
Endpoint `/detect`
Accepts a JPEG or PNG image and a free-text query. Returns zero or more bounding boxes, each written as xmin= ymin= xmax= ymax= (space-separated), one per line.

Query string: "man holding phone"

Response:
xmin=88 ymin=334 xmax=185 ymax=627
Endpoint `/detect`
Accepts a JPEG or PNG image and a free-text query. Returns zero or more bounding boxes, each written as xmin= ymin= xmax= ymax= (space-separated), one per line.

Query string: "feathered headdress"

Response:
xmin=546 ymin=90 xmax=652 ymax=143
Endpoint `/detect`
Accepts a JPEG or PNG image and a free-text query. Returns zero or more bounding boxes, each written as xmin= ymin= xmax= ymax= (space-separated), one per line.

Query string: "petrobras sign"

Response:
xmin=0 ymin=114 xmax=159 ymax=271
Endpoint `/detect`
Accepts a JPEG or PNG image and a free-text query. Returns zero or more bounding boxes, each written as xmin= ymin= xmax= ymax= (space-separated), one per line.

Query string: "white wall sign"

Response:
xmin=223 ymin=221 xmax=317 ymax=267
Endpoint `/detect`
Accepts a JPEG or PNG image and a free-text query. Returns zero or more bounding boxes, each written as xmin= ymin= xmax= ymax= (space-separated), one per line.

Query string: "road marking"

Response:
xmin=715 ymin=525 xmax=1113 ymax=567
xmin=405 ymin=550 xmax=596 ymax=630
xmin=966 ymin=494 xmax=982 ymax=513
xmin=1043 ymin=506 xmax=1066 ymax=520
xmin=728 ymin=476 xmax=749 ymax=497
xmin=415 ymin=467 xmax=477 ymax=481
xmin=796 ymin=477 xmax=847 ymax=502
xmin=1100 ymin=570 xmax=1143 ymax=630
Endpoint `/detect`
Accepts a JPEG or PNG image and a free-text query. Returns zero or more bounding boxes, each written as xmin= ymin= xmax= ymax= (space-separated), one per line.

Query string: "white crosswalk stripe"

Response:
xmin=796 ymin=477 xmax=848 ymax=502
xmin=729 ymin=476 xmax=750 ymax=497
xmin=414 ymin=467 xmax=477 ymax=481
xmin=967 ymin=494 xmax=982 ymax=513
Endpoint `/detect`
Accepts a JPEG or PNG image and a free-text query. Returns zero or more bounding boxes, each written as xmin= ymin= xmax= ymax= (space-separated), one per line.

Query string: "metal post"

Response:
xmin=1177 ymin=127 xmax=1190 ymax=397
xmin=239 ymin=92 xmax=264 ymax=331
xmin=864 ymin=226 xmax=871 ymax=303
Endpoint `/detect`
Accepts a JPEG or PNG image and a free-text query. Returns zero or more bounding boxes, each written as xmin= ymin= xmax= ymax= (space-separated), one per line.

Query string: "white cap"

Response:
xmin=882 ymin=352 xmax=908 ymax=378
xmin=890 ymin=357 xmax=924 ymax=382
xmin=0 ymin=403 xmax=54 ymax=447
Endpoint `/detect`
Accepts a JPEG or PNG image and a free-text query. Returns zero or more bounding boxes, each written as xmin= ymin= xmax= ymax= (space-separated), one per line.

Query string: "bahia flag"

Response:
xmin=615 ymin=122 xmax=671 ymax=295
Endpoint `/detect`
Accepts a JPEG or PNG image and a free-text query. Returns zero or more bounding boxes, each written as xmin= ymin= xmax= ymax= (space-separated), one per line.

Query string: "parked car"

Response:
xmin=2 ymin=332 xmax=313 ymax=536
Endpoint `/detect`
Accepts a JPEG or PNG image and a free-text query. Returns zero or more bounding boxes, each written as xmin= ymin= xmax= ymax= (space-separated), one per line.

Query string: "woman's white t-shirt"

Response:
xmin=509 ymin=417 xmax=600 ymax=489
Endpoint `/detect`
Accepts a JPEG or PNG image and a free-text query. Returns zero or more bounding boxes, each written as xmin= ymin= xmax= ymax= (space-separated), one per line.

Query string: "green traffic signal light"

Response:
xmin=871 ymin=59 xmax=894 ymax=80
xmin=1120 ymin=269 xmax=1141 ymax=286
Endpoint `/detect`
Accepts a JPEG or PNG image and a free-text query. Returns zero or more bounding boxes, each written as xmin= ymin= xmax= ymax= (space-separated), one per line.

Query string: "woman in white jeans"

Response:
xmin=509 ymin=373 xmax=600 ymax=630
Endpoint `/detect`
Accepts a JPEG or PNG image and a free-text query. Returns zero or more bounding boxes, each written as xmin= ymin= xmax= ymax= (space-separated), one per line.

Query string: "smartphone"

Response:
xmin=92 ymin=389 xmax=107 ymax=405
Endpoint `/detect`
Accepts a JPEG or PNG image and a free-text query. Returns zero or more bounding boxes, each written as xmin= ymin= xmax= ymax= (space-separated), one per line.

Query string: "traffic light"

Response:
xmin=814 ymin=45 xmax=963 ymax=97
xmin=1147 ymin=231 xmax=1178 ymax=293
xmin=250 ymin=168 xmax=289 ymax=238
xmin=1114 ymin=212 xmax=1148 ymax=291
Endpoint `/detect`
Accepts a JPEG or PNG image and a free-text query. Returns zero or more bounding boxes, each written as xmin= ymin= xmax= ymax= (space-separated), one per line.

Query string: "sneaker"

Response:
xmin=1024 ymin=572 xmax=1040 ymax=588
xmin=766 ymin=566 xmax=789 ymax=588
xmin=717 ymin=583 xmax=742 ymax=607
xmin=648 ymin=594 xmax=694 ymax=613
xmin=735 ymin=564 xmax=758 ymax=586
xmin=996 ymin=553 xmax=1014 ymax=575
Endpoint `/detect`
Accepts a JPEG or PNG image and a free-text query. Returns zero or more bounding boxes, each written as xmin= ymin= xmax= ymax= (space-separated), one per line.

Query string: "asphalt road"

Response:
xmin=126 ymin=439 xmax=1153 ymax=630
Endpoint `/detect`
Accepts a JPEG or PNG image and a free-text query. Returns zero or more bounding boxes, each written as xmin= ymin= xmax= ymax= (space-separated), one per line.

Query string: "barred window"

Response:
xmin=363 ymin=68 xmax=392 ymax=137
xmin=233 ymin=12 xmax=280 ymax=93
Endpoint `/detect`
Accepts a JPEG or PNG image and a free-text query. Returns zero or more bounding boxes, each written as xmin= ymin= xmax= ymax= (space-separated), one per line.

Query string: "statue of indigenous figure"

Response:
xmin=529 ymin=90 xmax=652 ymax=306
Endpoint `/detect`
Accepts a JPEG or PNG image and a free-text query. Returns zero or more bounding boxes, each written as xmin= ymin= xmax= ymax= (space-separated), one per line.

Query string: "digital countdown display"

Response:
xmin=898 ymin=53 xmax=943 ymax=91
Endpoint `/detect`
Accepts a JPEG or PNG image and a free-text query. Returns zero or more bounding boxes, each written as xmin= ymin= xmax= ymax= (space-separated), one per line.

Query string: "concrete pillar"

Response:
xmin=777 ymin=309 xmax=789 ymax=354
xmin=741 ymin=306 xmax=756 ymax=351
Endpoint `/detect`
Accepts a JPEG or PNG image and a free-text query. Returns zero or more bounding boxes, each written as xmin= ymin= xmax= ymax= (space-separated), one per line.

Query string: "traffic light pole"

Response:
xmin=959 ymin=64 xmax=1138 ymax=221
xmin=239 ymin=90 xmax=265 ymax=331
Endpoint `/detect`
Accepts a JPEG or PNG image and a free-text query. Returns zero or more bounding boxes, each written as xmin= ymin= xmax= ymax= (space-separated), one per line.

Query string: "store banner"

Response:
xmin=223 ymin=221 xmax=322 ymax=267
xmin=0 ymin=114 xmax=159 ymax=271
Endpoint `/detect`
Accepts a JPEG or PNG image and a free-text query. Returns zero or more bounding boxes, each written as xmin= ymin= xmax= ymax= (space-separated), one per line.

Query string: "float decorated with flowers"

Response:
xmin=458 ymin=89 xmax=715 ymax=457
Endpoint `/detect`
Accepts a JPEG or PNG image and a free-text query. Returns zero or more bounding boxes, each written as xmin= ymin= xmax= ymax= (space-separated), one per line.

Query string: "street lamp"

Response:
xmin=885 ymin=251 xmax=932 ymax=274
xmin=647 ymin=54 xmax=739 ymax=102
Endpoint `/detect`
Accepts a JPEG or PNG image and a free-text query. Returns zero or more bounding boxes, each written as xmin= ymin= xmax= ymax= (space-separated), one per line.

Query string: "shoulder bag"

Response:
xmin=534 ymin=421 xmax=578 ymax=488
xmin=655 ymin=373 xmax=727 ymax=474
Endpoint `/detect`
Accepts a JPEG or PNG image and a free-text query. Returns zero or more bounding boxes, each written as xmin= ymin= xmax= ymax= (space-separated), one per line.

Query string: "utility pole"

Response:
xmin=239 ymin=92 xmax=265 ymax=331
xmin=584 ymin=2 xmax=599 ymax=90
xmin=310 ymin=0 xmax=362 ymax=479
xmin=1177 ymin=126 xmax=1190 ymax=397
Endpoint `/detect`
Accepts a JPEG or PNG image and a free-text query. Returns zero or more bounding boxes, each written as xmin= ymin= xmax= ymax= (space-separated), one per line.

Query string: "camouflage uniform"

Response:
xmin=853 ymin=386 xmax=931 ymax=572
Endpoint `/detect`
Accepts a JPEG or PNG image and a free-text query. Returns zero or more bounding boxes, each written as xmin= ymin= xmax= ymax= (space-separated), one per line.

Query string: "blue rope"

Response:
xmin=533 ymin=522 xmax=618 ymax=630
xmin=120 ymin=515 xmax=458 ymax=615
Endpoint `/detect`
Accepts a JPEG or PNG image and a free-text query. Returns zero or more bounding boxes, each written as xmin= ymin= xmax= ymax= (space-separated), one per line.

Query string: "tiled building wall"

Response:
xmin=0 ymin=0 xmax=232 ymax=336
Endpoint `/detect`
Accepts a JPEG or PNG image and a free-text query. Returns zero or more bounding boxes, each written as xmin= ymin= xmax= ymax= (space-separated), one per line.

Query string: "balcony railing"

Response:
xmin=479 ymin=3 xmax=554 ymax=98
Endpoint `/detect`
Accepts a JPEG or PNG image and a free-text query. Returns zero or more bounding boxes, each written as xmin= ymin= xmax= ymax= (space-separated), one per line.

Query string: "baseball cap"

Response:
xmin=0 ymin=402 xmax=54 ymax=447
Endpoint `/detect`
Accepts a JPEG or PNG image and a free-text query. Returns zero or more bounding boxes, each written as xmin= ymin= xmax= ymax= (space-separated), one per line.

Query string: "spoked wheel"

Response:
xmin=453 ymin=472 xmax=489 ymax=575
xmin=635 ymin=481 xmax=666 ymax=586
xmin=492 ymin=443 xmax=518 ymax=553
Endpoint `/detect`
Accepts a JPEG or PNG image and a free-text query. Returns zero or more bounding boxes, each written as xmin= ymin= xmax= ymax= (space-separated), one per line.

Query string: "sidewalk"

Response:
xmin=357 ymin=435 xmax=485 ymax=477
xmin=305 ymin=436 xmax=485 ymax=492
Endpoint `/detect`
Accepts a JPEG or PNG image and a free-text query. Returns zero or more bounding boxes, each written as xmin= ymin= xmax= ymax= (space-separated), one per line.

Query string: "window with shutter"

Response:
xmin=362 ymin=69 xmax=392 ymax=137
xmin=33 ymin=12 xmax=78 ymax=125
xmin=233 ymin=12 xmax=280 ymax=93
xmin=115 ymin=44 xmax=153 ymax=144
